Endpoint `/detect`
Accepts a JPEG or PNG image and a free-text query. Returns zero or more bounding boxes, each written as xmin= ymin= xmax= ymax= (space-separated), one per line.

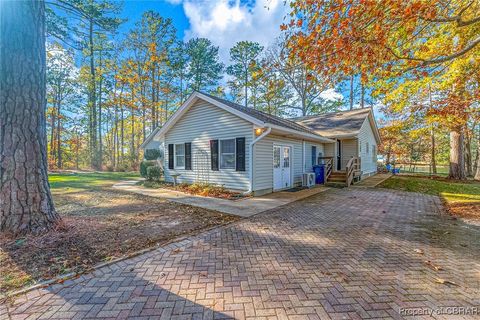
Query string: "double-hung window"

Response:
xmin=175 ymin=144 xmax=185 ymax=169
xmin=220 ymin=139 xmax=235 ymax=169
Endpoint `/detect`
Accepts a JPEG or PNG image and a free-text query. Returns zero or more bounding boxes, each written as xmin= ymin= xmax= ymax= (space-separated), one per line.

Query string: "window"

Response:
xmin=366 ymin=142 xmax=369 ymax=154
xmin=283 ymin=147 xmax=290 ymax=168
xmin=175 ymin=144 xmax=185 ymax=169
xmin=311 ymin=146 xmax=317 ymax=166
xmin=220 ymin=139 xmax=235 ymax=169
xmin=273 ymin=146 xmax=280 ymax=168
xmin=372 ymin=145 xmax=376 ymax=162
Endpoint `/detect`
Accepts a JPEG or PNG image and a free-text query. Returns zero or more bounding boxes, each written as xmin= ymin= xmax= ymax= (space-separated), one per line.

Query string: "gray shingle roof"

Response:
xmin=292 ymin=108 xmax=372 ymax=138
xmin=200 ymin=92 xmax=320 ymax=136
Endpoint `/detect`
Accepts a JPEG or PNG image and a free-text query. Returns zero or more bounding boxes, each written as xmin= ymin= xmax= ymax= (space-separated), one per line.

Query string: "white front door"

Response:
xmin=273 ymin=145 xmax=292 ymax=190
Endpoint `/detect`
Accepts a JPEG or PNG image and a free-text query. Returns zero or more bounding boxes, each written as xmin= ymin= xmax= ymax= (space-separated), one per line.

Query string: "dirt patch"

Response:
xmin=0 ymin=189 xmax=239 ymax=295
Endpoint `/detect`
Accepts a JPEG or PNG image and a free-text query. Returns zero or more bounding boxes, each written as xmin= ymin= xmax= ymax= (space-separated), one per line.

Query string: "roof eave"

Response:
xmin=268 ymin=124 xmax=335 ymax=143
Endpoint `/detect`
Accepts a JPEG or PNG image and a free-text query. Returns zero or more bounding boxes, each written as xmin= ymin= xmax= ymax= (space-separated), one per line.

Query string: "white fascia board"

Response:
xmin=268 ymin=124 xmax=335 ymax=143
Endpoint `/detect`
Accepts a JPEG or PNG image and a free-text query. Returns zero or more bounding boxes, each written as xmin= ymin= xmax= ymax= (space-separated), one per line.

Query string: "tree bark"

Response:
xmin=465 ymin=129 xmax=473 ymax=177
xmin=98 ymin=50 xmax=103 ymax=170
xmin=0 ymin=0 xmax=59 ymax=235
xmin=88 ymin=18 xmax=98 ymax=170
xmin=349 ymin=75 xmax=354 ymax=110
xmin=431 ymin=127 xmax=437 ymax=174
xmin=56 ymin=104 xmax=62 ymax=168
xmin=360 ymin=82 xmax=365 ymax=108
xmin=475 ymin=126 xmax=480 ymax=181
xmin=448 ymin=128 xmax=466 ymax=180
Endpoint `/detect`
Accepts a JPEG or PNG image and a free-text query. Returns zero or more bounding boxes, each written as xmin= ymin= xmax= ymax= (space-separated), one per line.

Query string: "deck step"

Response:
xmin=328 ymin=177 xmax=347 ymax=182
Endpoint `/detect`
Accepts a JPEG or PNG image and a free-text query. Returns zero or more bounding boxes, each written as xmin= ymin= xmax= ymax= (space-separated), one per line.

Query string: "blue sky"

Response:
xmin=115 ymin=1 xmax=378 ymax=112
xmin=120 ymin=1 xmax=188 ymax=40
xmin=118 ymin=0 xmax=288 ymax=64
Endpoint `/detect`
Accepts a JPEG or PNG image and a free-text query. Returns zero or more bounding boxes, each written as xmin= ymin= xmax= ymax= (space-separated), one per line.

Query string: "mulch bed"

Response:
xmin=0 ymin=189 xmax=239 ymax=295
xmin=141 ymin=180 xmax=251 ymax=200
xmin=446 ymin=202 xmax=480 ymax=220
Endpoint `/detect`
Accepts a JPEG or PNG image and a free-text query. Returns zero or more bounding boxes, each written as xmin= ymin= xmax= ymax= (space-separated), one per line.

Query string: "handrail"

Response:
xmin=318 ymin=157 xmax=333 ymax=182
xmin=345 ymin=157 xmax=359 ymax=187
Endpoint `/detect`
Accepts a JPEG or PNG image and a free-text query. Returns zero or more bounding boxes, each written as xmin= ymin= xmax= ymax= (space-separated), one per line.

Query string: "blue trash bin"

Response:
xmin=313 ymin=164 xmax=325 ymax=184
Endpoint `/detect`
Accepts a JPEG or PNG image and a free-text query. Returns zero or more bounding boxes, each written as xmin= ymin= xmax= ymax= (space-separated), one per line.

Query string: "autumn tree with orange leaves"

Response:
xmin=285 ymin=0 xmax=480 ymax=179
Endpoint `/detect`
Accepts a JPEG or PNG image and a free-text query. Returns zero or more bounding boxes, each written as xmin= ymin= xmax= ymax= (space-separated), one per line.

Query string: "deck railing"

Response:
xmin=345 ymin=157 xmax=360 ymax=186
xmin=318 ymin=156 xmax=333 ymax=182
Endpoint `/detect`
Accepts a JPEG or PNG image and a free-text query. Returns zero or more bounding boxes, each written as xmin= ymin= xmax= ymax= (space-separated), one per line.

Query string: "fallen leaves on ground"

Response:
xmin=424 ymin=260 xmax=443 ymax=271
xmin=435 ymin=278 xmax=458 ymax=286
xmin=0 ymin=188 xmax=239 ymax=295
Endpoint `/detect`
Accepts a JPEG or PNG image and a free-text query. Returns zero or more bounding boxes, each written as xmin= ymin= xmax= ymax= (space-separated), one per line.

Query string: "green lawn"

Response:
xmin=48 ymin=171 xmax=140 ymax=193
xmin=379 ymin=175 xmax=480 ymax=218
xmin=2 ymin=170 xmax=238 ymax=295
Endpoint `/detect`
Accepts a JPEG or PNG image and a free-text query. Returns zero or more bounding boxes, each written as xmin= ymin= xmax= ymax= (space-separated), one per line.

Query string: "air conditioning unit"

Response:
xmin=302 ymin=173 xmax=315 ymax=188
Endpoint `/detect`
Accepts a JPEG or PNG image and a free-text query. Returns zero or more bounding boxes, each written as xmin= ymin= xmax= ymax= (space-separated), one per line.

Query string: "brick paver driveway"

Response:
xmin=3 ymin=187 xmax=480 ymax=319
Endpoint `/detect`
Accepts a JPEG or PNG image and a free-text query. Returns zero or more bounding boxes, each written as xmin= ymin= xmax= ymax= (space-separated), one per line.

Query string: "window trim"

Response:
xmin=219 ymin=138 xmax=236 ymax=170
xmin=174 ymin=143 xmax=186 ymax=169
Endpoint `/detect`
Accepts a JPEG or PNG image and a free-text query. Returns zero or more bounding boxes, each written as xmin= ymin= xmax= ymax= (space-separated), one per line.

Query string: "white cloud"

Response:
xmin=319 ymin=88 xmax=343 ymax=102
xmin=178 ymin=0 xmax=288 ymax=64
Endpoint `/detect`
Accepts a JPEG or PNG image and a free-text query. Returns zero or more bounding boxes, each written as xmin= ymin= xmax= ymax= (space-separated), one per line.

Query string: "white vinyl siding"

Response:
xmin=252 ymin=135 xmax=304 ymax=191
xmin=304 ymin=142 xmax=325 ymax=172
xmin=340 ymin=139 xmax=357 ymax=170
xmin=164 ymin=100 xmax=252 ymax=190
xmin=358 ymin=118 xmax=378 ymax=175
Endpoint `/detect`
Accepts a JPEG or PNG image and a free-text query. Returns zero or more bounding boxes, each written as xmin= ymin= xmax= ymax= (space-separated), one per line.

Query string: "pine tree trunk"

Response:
xmin=1 ymin=0 xmax=59 ymax=235
xmin=475 ymin=126 xmax=480 ymax=181
xmin=88 ymin=19 xmax=98 ymax=169
xmin=431 ymin=127 xmax=437 ymax=174
xmin=56 ymin=104 xmax=62 ymax=168
xmin=360 ymin=82 xmax=365 ymax=108
xmin=151 ymin=68 xmax=156 ymax=131
xmin=465 ymin=131 xmax=473 ymax=177
xmin=49 ymin=104 xmax=57 ymax=167
xmin=349 ymin=75 xmax=354 ymax=110
xmin=98 ymin=51 xmax=103 ymax=170
xmin=448 ymin=128 xmax=466 ymax=180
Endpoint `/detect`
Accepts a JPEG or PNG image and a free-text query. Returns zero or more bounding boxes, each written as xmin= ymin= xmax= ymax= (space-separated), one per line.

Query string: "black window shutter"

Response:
xmin=185 ymin=142 xmax=192 ymax=170
xmin=210 ymin=140 xmax=219 ymax=171
xmin=168 ymin=144 xmax=174 ymax=169
xmin=236 ymin=137 xmax=246 ymax=171
xmin=311 ymin=146 xmax=317 ymax=166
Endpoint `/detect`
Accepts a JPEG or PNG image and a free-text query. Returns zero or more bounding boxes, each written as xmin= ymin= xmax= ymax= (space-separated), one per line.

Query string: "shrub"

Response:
xmin=140 ymin=160 xmax=156 ymax=178
xmin=146 ymin=165 xmax=162 ymax=181
xmin=144 ymin=149 xmax=161 ymax=161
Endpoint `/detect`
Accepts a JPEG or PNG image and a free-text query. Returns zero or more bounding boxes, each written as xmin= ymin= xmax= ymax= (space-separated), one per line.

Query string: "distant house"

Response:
xmin=141 ymin=91 xmax=381 ymax=195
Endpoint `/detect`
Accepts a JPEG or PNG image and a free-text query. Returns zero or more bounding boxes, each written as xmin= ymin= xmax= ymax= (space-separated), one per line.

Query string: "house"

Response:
xmin=141 ymin=91 xmax=380 ymax=195
xmin=293 ymin=108 xmax=381 ymax=178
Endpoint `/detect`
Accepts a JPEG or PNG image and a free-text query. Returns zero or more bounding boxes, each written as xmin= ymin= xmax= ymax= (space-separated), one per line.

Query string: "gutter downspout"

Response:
xmin=244 ymin=127 xmax=271 ymax=195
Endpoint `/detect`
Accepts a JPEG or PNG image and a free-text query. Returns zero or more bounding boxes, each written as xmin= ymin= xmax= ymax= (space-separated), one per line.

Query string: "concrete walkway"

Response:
xmin=354 ymin=173 xmax=392 ymax=188
xmin=113 ymin=181 xmax=328 ymax=217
